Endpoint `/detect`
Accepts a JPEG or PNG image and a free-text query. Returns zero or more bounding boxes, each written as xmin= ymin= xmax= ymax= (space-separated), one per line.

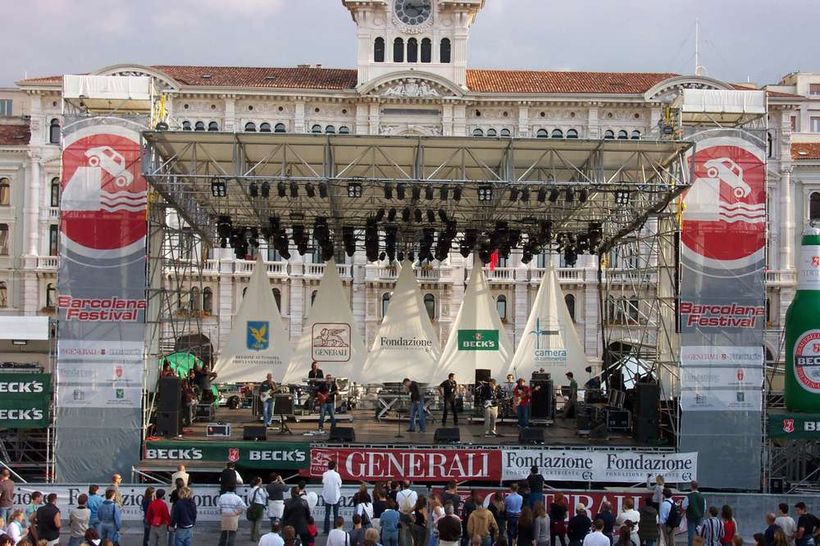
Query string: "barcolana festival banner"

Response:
xmin=678 ymin=129 xmax=766 ymax=489
xmin=283 ymin=258 xmax=366 ymax=384
xmin=214 ymin=255 xmax=291 ymax=383
xmin=507 ymin=266 xmax=589 ymax=380
xmin=360 ymin=260 xmax=440 ymax=384
xmin=435 ymin=257 xmax=513 ymax=382
xmin=56 ymin=115 xmax=148 ymax=481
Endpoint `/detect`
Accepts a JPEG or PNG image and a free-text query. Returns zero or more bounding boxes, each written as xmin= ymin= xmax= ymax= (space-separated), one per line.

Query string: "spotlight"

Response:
xmin=477 ymin=186 xmax=493 ymax=202
xmin=375 ymin=208 xmax=386 ymax=222
xmin=290 ymin=181 xmax=298 ymax=198
xmin=440 ymin=186 xmax=449 ymax=201
xmin=402 ymin=207 xmax=411 ymax=222
xmin=248 ymin=182 xmax=259 ymax=198
xmin=509 ymin=187 xmax=520 ymax=202
xmin=537 ymin=188 xmax=547 ymax=203
xmin=411 ymin=186 xmax=421 ymax=201
xmin=260 ymin=181 xmax=270 ymax=198
xmin=425 ymin=186 xmax=434 ymax=201
xmin=384 ymin=183 xmax=393 ymax=199
xmin=305 ymin=183 xmax=315 ymax=198
xmin=210 ymin=178 xmax=227 ymax=198
xmin=348 ymin=182 xmax=363 ymax=198
xmin=453 ymin=186 xmax=462 ymax=202
xmin=388 ymin=208 xmax=397 ymax=222
xmin=396 ymin=183 xmax=406 ymax=200
xmin=615 ymin=190 xmax=630 ymax=206
xmin=318 ymin=182 xmax=328 ymax=199
xmin=548 ymin=189 xmax=560 ymax=203
xmin=414 ymin=208 xmax=423 ymax=223
xmin=565 ymin=188 xmax=574 ymax=203
xmin=563 ymin=246 xmax=578 ymax=267
xmin=520 ymin=188 xmax=530 ymax=202
xmin=579 ymin=188 xmax=589 ymax=203
xmin=217 ymin=215 xmax=233 ymax=239
xmin=427 ymin=209 xmax=436 ymax=223
xmin=277 ymin=181 xmax=287 ymax=198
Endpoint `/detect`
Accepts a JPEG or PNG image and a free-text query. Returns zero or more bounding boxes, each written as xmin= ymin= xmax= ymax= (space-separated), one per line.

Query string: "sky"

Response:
xmin=4 ymin=0 xmax=818 ymax=87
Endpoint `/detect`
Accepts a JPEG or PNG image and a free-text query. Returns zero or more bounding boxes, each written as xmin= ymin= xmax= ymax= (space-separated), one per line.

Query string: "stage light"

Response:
xmin=379 ymin=252 xmax=386 ymax=261
xmin=438 ymin=209 xmax=448 ymax=223
xmin=220 ymin=237 xmax=228 ymax=248
xmin=588 ymin=222 xmax=603 ymax=250
xmin=384 ymin=183 xmax=393 ymax=199
xmin=537 ymin=188 xmax=547 ymax=203
xmin=217 ymin=215 xmax=233 ymax=239
xmin=402 ymin=207 xmax=411 ymax=222
xmin=375 ymin=208 xmax=385 ymax=222
xmin=412 ymin=186 xmax=421 ymax=201
xmin=579 ymin=188 xmax=589 ymax=203
xmin=425 ymin=186 xmax=434 ymax=201
xmin=211 ymin=178 xmax=227 ymax=198
xmin=397 ymin=251 xmax=404 ymax=262
xmin=453 ymin=186 xmax=462 ymax=202
xmin=408 ymin=251 xmax=415 ymax=262
xmin=563 ymin=246 xmax=578 ymax=267
xmin=478 ymin=186 xmax=493 ymax=202
xmin=427 ymin=209 xmax=436 ymax=223
xmin=290 ymin=181 xmax=299 ymax=198
xmin=460 ymin=243 xmax=471 ymax=258
xmin=440 ymin=186 xmax=449 ymax=201
xmin=615 ymin=190 xmax=631 ymax=206
xmin=260 ymin=181 xmax=270 ymax=198
xmin=520 ymin=188 xmax=530 ymax=202
xmin=249 ymin=182 xmax=259 ymax=198
xmin=388 ymin=208 xmax=397 ymax=222
xmin=414 ymin=208 xmax=423 ymax=223
xmin=321 ymin=241 xmax=335 ymax=262
xmin=396 ymin=183 xmax=406 ymax=200
xmin=347 ymin=182 xmax=363 ymax=198
xmin=548 ymin=189 xmax=560 ymax=203
xmin=318 ymin=182 xmax=328 ymax=199
xmin=509 ymin=187 xmax=520 ymax=202
xmin=343 ymin=226 xmax=356 ymax=257
xmin=305 ymin=183 xmax=315 ymax=198
xmin=277 ymin=181 xmax=287 ymax=198
xmin=565 ymin=188 xmax=575 ymax=203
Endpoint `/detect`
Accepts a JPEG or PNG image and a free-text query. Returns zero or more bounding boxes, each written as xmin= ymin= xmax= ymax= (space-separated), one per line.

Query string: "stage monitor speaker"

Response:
xmin=206 ymin=423 xmax=232 ymax=437
xmin=531 ymin=380 xmax=554 ymax=420
xmin=158 ymin=376 xmax=181 ymax=412
xmin=156 ymin=411 xmax=181 ymax=437
xmin=273 ymin=395 xmax=294 ymax=416
xmin=329 ymin=426 xmax=356 ymax=443
xmin=243 ymin=425 xmax=267 ymax=442
xmin=770 ymin=478 xmax=785 ymax=494
xmin=475 ymin=369 xmax=491 ymax=385
xmin=606 ymin=409 xmax=630 ymax=432
xmin=519 ymin=427 xmax=544 ymax=445
xmin=434 ymin=427 xmax=461 ymax=444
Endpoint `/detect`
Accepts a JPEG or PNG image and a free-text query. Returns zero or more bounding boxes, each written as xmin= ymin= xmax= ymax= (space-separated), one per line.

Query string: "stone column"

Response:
xmin=294 ymin=101 xmax=306 ymax=134
xmin=355 ymin=103 xmax=369 ymax=135
xmin=587 ymin=106 xmax=600 ymax=140
xmin=223 ymin=96 xmax=236 ymax=132
xmin=517 ymin=105 xmax=530 ymax=137
xmin=289 ymin=256 xmax=305 ymax=341
xmin=452 ymin=104 xmax=466 ymax=137
xmin=216 ymin=248 xmax=235 ymax=353
xmin=369 ymin=102 xmax=380 ymax=135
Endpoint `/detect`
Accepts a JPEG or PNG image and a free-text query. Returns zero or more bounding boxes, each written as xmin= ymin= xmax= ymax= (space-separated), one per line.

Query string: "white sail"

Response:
xmin=435 ymin=256 xmax=514 ymax=383
xmin=506 ymin=266 xmax=590 ymax=381
xmin=213 ymin=255 xmax=292 ymax=383
xmin=360 ymin=260 xmax=441 ymax=384
xmin=282 ymin=259 xmax=367 ymax=384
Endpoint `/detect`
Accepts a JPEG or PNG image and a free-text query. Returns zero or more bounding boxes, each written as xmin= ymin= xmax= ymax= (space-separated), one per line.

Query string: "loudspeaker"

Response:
xmin=159 ymin=376 xmax=181 ymax=412
xmin=273 ymin=395 xmax=294 ymax=416
xmin=475 ymin=369 xmax=491 ymax=385
xmin=770 ymin=478 xmax=785 ymax=494
xmin=519 ymin=427 xmax=544 ymax=445
xmin=243 ymin=425 xmax=267 ymax=441
xmin=329 ymin=426 xmax=356 ymax=443
xmin=606 ymin=409 xmax=630 ymax=432
xmin=531 ymin=380 xmax=554 ymax=420
xmin=633 ymin=383 xmax=660 ymax=442
xmin=156 ymin=411 xmax=181 ymax=437
xmin=434 ymin=427 xmax=461 ymax=444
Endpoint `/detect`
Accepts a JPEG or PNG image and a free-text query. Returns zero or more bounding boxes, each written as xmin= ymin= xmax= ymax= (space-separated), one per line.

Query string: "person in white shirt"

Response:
xmin=616 ymin=499 xmax=641 ymax=546
xmin=776 ymin=503 xmax=797 ymax=546
xmin=584 ymin=519 xmax=612 ymax=546
xmin=259 ymin=521 xmax=285 ymax=546
xmin=327 ymin=516 xmax=350 ymax=546
xmin=7 ymin=509 xmax=28 ymax=545
xmin=322 ymin=461 xmax=343 ymax=535
xmin=396 ymin=482 xmax=418 ymax=516
xmin=171 ymin=464 xmax=190 ymax=487
xmin=217 ymin=486 xmax=247 ymax=546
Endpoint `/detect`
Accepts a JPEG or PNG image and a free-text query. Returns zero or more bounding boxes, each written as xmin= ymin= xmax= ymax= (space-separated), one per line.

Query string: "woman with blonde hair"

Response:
xmin=648 ymin=476 xmax=664 ymax=510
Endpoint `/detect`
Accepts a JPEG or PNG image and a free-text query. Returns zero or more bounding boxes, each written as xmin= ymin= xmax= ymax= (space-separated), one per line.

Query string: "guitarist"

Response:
xmin=316 ymin=373 xmax=338 ymax=433
xmin=513 ymin=378 xmax=539 ymax=429
xmin=259 ymin=373 xmax=276 ymax=427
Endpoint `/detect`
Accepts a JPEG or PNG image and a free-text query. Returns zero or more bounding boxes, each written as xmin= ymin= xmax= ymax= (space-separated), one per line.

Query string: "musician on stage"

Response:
xmin=403 ymin=377 xmax=426 ymax=433
xmin=513 ymin=378 xmax=535 ymax=429
xmin=193 ymin=363 xmax=217 ymax=403
xmin=438 ymin=372 xmax=459 ymax=426
xmin=563 ymin=372 xmax=578 ymax=418
xmin=308 ymin=361 xmax=325 ymax=382
xmin=479 ymin=378 xmax=503 ymax=436
xmin=317 ymin=373 xmax=339 ymax=433
xmin=259 ymin=373 xmax=277 ymax=427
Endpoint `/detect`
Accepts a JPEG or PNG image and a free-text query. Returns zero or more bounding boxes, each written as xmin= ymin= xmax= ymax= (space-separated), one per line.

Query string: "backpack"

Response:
xmin=665 ymin=500 xmax=681 ymax=528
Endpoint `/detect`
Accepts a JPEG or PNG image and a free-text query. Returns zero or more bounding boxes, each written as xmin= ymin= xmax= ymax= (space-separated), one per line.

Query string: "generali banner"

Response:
xmin=308 ymin=447 xmax=502 ymax=482
xmin=501 ymin=449 xmax=698 ymax=483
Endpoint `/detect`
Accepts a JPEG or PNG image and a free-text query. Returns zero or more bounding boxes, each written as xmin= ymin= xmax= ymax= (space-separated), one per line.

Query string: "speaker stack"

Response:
xmin=329 ymin=426 xmax=356 ymax=443
xmin=633 ymin=383 xmax=660 ymax=443
xmin=530 ymin=374 xmax=554 ymax=420
xmin=434 ymin=427 xmax=461 ymax=444
xmin=156 ymin=377 xmax=182 ymax=436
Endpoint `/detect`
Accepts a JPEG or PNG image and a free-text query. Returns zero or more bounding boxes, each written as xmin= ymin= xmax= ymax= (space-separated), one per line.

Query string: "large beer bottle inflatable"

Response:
xmin=785 ymin=225 xmax=820 ymax=411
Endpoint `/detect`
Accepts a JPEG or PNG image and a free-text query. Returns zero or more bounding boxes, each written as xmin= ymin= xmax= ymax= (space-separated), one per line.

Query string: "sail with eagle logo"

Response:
xmin=434 ymin=256 xmax=513 ymax=382
xmin=213 ymin=254 xmax=292 ymax=383
xmin=506 ymin=266 xmax=589 ymax=381
xmin=282 ymin=258 xmax=366 ymax=384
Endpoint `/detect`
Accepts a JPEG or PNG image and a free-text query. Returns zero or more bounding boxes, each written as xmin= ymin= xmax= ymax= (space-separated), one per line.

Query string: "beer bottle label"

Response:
xmin=793 ymin=329 xmax=820 ymax=393
xmin=799 ymin=245 xmax=820 ymax=290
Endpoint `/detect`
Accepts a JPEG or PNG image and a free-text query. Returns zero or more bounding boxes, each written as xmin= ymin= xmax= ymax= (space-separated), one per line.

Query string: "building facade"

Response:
xmin=4 ymin=0 xmax=814 ymax=372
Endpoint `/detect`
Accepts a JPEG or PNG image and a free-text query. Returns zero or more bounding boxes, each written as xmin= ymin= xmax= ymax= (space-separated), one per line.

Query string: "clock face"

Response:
xmin=394 ymin=0 xmax=432 ymax=26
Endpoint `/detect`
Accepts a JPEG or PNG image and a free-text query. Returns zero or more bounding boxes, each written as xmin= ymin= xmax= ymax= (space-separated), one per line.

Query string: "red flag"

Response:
xmin=489 ymin=250 xmax=499 ymax=271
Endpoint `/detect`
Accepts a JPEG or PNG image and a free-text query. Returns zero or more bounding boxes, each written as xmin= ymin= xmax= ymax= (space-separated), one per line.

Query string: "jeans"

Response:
xmin=319 ymin=401 xmax=336 ymax=430
xmin=218 ymin=530 xmax=237 ymax=546
xmin=409 ymin=400 xmax=426 ymax=432
xmin=324 ymin=502 xmax=340 ymax=534
xmin=167 ymin=526 xmax=175 ymax=546
xmin=174 ymin=527 xmax=193 ymax=546
xmin=507 ymin=516 xmax=519 ymax=545
xmin=642 ymin=540 xmax=656 ymax=546
xmin=69 ymin=538 xmax=85 ymax=546
xmin=0 ymin=507 xmax=10 ymax=524
xmin=263 ymin=397 xmax=274 ymax=426
xmin=529 ymin=492 xmax=544 ymax=509
xmin=149 ymin=524 xmax=167 ymax=546
xmin=482 ymin=537 xmax=493 ymax=546
xmin=517 ymin=404 xmax=530 ymax=428
xmin=484 ymin=405 xmax=498 ymax=434
xmin=383 ymin=531 xmax=399 ymax=546
xmin=687 ymin=520 xmax=700 ymax=546
xmin=143 ymin=521 xmax=150 ymax=546
xmin=442 ymin=397 xmax=458 ymax=425
xmin=100 ymin=522 xmax=120 ymax=544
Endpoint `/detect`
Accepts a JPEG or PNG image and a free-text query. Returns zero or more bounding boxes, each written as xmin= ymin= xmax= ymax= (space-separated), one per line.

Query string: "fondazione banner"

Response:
xmin=55 ymin=116 xmax=148 ymax=482
xmin=678 ymin=128 xmax=766 ymax=490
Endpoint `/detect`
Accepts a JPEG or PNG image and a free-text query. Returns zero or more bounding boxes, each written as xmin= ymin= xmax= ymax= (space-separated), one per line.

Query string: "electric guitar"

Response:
xmin=259 ymin=382 xmax=276 ymax=402
xmin=513 ymin=384 xmax=540 ymax=409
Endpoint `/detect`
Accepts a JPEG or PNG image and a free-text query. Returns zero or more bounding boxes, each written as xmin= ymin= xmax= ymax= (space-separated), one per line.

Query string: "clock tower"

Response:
xmin=342 ymin=0 xmax=486 ymax=88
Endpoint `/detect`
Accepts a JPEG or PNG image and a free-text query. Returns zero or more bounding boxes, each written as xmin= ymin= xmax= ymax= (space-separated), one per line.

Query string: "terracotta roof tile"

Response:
xmin=465 ymin=69 xmax=678 ymax=94
xmin=792 ymin=143 xmax=820 ymax=160
xmin=153 ymin=65 xmax=359 ymax=90
xmin=0 ymin=124 xmax=30 ymax=146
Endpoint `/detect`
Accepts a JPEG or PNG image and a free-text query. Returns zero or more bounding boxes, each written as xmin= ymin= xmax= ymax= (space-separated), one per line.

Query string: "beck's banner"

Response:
xmin=144 ymin=441 xmax=309 ymax=469
xmin=678 ymin=128 xmax=766 ymax=489
xmin=0 ymin=373 xmax=52 ymax=429
xmin=55 ymin=116 xmax=148 ymax=481
xmin=501 ymin=449 xmax=698 ymax=483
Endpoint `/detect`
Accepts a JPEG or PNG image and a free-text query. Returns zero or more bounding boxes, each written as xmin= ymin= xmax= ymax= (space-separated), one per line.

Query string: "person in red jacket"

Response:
xmin=146 ymin=489 xmax=172 ymax=546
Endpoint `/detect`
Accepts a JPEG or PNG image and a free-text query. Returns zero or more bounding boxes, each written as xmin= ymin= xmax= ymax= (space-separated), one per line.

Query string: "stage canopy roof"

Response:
xmin=141 ymin=131 xmax=692 ymax=254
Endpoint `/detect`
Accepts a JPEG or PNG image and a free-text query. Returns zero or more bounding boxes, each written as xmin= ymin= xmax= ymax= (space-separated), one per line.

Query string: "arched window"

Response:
xmin=440 ymin=38 xmax=451 ymax=63
xmin=487 ymin=128 xmax=497 ymax=137
xmin=472 ymin=128 xmax=484 ymax=137
xmin=244 ymin=122 xmax=257 ymax=132
xmin=325 ymin=125 xmax=336 ymax=134
xmin=566 ymin=128 xmax=579 ymax=139
xmin=421 ymin=38 xmax=432 ymax=63
xmin=407 ymin=38 xmax=418 ymax=63
xmin=552 ymin=129 xmax=564 ymax=139
xmin=381 ymin=292 xmax=391 ymax=317
xmin=604 ymin=129 xmax=615 ymax=139
xmin=374 ymin=37 xmax=386 ymax=63
xmin=194 ymin=121 xmax=205 ymax=131
xmin=0 ymin=282 xmax=7 ymax=308
xmin=182 ymin=121 xmax=192 ymax=131
xmin=259 ymin=122 xmax=271 ymax=133
xmin=190 ymin=286 xmax=201 ymax=312
xmin=811 ymin=192 xmax=820 ymax=221
xmin=208 ymin=121 xmax=219 ymax=131
xmin=338 ymin=126 xmax=350 ymax=135
xmin=631 ymin=130 xmax=641 ymax=140
xmin=49 ymin=119 xmax=60 ymax=144
xmin=424 ymin=293 xmax=435 ymax=320
xmin=393 ymin=38 xmax=405 ymax=63
xmin=0 ymin=224 xmax=8 ymax=255
xmin=500 ymin=128 xmax=511 ymax=137
xmin=536 ymin=129 xmax=548 ymax=139
xmin=617 ymin=130 xmax=628 ymax=140
xmin=496 ymin=295 xmax=507 ymax=321
xmin=49 ymin=225 xmax=58 ymax=256
xmin=203 ymin=287 xmax=213 ymax=314
xmin=46 ymin=283 xmax=56 ymax=308
xmin=50 ymin=177 xmax=60 ymax=207
xmin=274 ymin=123 xmax=287 ymax=133
xmin=273 ymin=288 xmax=281 ymax=312
xmin=311 ymin=124 xmax=323 ymax=134
xmin=565 ymin=293 xmax=576 ymax=322
xmin=311 ymin=290 xmax=318 ymax=306
xmin=0 ymin=178 xmax=9 ymax=206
